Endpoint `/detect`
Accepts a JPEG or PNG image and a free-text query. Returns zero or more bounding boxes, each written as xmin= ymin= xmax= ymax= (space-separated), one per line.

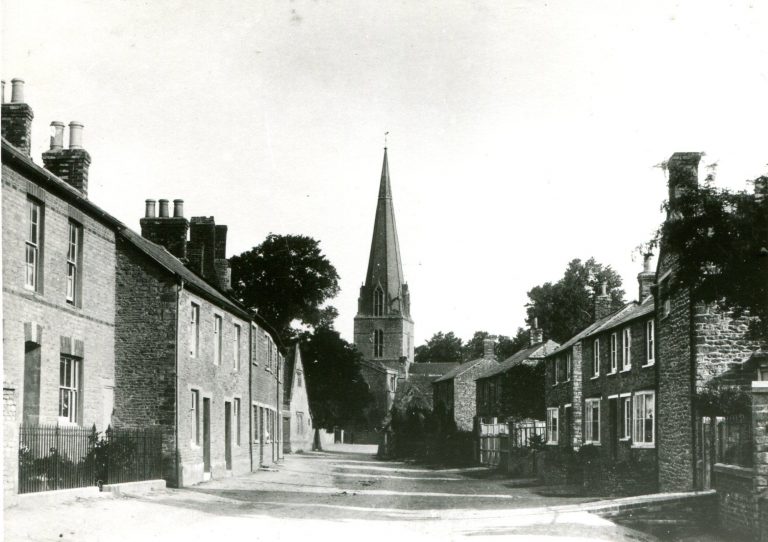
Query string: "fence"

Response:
xmin=478 ymin=419 xmax=546 ymax=468
xmin=18 ymin=424 xmax=163 ymax=494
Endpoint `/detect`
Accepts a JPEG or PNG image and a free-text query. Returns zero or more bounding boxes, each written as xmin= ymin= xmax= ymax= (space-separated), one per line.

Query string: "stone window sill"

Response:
xmin=607 ymin=370 xmax=617 ymax=376
xmin=642 ymin=362 xmax=655 ymax=368
xmin=631 ymin=443 xmax=655 ymax=449
xmin=620 ymin=368 xmax=631 ymax=373
xmin=590 ymin=375 xmax=600 ymax=380
xmin=546 ymin=442 xmax=558 ymax=446
xmin=584 ymin=441 xmax=601 ymax=446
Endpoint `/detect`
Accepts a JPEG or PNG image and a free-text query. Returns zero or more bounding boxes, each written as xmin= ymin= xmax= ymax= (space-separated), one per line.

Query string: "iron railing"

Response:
xmin=18 ymin=424 xmax=96 ymax=494
xmin=18 ymin=424 xmax=163 ymax=494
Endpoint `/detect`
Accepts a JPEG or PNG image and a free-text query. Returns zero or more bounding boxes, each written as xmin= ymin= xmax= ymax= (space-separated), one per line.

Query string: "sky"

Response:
xmin=3 ymin=1 xmax=767 ymax=345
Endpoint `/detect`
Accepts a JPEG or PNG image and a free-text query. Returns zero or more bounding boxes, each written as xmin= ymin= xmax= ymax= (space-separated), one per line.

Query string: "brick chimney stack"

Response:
xmin=594 ymin=282 xmax=612 ymax=321
xmin=188 ymin=217 xmax=232 ymax=291
xmin=667 ymin=152 xmax=702 ymax=219
xmin=1 ymin=78 xmax=34 ymax=155
xmin=529 ymin=317 xmax=544 ymax=346
xmin=637 ymin=253 xmax=655 ymax=302
xmin=140 ymin=198 xmax=189 ymax=259
xmin=483 ymin=338 xmax=496 ymax=359
xmin=42 ymin=121 xmax=92 ymax=196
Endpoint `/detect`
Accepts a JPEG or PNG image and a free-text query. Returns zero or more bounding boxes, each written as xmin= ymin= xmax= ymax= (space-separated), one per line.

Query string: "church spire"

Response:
xmin=362 ymin=148 xmax=409 ymax=317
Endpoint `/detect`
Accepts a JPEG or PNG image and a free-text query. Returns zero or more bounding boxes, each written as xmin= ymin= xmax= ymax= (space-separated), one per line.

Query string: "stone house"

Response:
xmin=282 ymin=345 xmax=314 ymax=453
xmin=655 ymin=152 xmax=767 ymax=538
xmin=117 ymin=203 xmax=284 ymax=485
xmin=433 ymin=339 xmax=498 ymax=432
xmin=2 ymin=80 xmax=120 ymax=500
xmin=475 ymin=323 xmax=558 ymax=422
xmin=2 ymin=79 xmax=284 ymax=496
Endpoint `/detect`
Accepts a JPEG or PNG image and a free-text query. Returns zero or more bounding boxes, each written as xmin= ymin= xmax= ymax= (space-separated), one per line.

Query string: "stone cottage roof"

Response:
xmin=476 ymin=339 xmax=560 ymax=381
xmin=586 ymin=295 xmax=655 ymax=337
xmin=546 ymin=305 xmax=633 ymax=358
xmin=434 ymin=355 xmax=494 ymax=383
xmin=409 ymin=362 xmax=460 ymax=378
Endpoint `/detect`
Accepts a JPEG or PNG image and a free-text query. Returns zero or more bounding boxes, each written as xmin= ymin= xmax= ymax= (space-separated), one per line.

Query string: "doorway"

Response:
xmin=224 ymin=401 xmax=232 ymax=470
xmin=283 ymin=416 xmax=291 ymax=454
xmin=203 ymin=398 xmax=211 ymax=473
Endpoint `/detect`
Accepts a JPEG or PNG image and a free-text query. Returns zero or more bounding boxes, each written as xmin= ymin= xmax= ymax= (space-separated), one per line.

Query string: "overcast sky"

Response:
xmin=4 ymin=1 xmax=767 ymax=345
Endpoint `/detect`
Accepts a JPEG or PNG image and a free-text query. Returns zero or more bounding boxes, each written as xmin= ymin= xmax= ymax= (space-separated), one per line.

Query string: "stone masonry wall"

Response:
xmin=176 ymin=288 xmax=251 ymax=484
xmin=114 ymin=238 xmax=179 ymax=484
xmin=454 ymin=359 xmax=496 ymax=432
xmin=251 ymin=325 xmax=281 ymax=467
xmin=656 ymin=251 xmax=696 ymax=492
xmin=2 ymin=162 xmax=116 ymax=434
xmin=4 ymin=385 xmax=18 ymax=506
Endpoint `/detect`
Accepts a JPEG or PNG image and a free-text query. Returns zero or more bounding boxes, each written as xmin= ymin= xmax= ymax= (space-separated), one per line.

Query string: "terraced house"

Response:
xmin=2 ymin=80 xmax=119 ymax=501
xmin=2 ymin=79 xmax=285 ymax=502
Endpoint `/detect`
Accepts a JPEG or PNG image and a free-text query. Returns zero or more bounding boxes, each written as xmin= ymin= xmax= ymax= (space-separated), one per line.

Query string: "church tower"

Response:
xmin=354 ymin=148 xmax=415 ymax=376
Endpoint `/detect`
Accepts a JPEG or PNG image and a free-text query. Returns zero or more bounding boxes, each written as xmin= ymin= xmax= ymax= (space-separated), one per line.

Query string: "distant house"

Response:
xmin=433 ymin=339 xmax=498 ymax=432
xmin=282 ymin=345 xmax=314 ymax=453
xmin=475 ymin=324 xmax=559 ymax=423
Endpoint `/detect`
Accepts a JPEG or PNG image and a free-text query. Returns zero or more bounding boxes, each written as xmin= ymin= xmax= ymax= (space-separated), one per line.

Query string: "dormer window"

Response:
xmin=373 ymin=286 xmax=384 ymax=316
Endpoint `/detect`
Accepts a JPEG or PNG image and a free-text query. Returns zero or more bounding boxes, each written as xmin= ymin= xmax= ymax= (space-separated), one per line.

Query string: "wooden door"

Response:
xmin=203 ymin=398 xmax=211 ymax=473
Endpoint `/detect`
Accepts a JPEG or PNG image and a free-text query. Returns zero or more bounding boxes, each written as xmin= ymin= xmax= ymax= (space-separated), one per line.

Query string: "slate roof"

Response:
xmin=476 ymin=339 xmax=560 ymax=381
xmin=434 ymin=355 xmax=494 ymax=383
xmin=546 ymin=297 xmax=656 ymax=358
xmin=409 ymin=362 xmax=460 ymax=378
xmin=3 ymin=137 xmax=254 ymax=324
xmin=283 ymin=346 xmax=297 ymax=406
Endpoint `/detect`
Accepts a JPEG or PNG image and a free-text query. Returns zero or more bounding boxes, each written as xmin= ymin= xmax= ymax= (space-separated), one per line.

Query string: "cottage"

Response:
xmin=282 ymin=345 xmax=314 ymax=453
xmin=475 ymin=322 xmax=558 ymax=423
xmin=433 ymin=339 xmax=498 ymax=433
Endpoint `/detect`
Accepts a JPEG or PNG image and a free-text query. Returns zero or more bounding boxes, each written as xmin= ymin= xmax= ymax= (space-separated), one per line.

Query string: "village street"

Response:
xmin=4 ymin=444 xmax=658 ymax=542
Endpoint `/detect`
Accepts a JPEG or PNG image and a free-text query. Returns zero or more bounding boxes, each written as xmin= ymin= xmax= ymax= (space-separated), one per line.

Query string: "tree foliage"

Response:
xmin=299 ymin=326 xmax=372 ymax=430
xmin=414 ymin=331 xmax=464 ymax=363
xmin=525 ymin=258 xmax=625 ymax=343
xmin=649 ymin=178 xmax=768 ymax=340
xmin=230 ymin=234 xmax=340 ymax=343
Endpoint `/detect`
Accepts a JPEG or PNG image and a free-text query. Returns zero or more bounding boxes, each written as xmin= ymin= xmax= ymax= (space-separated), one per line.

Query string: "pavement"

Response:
xmin=4 ymin=443 xmax=658 ymax=542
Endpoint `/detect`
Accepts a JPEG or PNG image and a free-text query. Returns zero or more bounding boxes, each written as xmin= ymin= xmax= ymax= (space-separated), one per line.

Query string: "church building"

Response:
xmin=354 ymin=149 xmax=415 ymax=431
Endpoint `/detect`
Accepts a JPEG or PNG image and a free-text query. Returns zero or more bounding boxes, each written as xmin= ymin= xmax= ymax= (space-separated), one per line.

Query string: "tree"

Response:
xmin=230 ymin=234 xmax=340 ymax=343
xmin=526 ymin=258 xmax=625 ymax=343
xmin=299 ymin=326 xmax=372 ymax=430
xmin=649 ymin=177 xmax=768 ymax=340
xmin=414 ymin=331 xmax=464 ymax=363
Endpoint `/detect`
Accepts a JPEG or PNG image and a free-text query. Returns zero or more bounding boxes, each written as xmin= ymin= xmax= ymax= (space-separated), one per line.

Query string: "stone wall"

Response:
xmin=114 ymin=238 xmax=178 ymax=483
xmin=454 ymin=359 xmax=496 ymax=432
xmin=251 ymin=325 xmax=281 ymax=467
xmin=4 ymin=385 xmax=18 ymax=506
xmin=656 ymin=251 xmax=697 ymax=492
xmin=713 ymin=464 xmax=756 ymax=538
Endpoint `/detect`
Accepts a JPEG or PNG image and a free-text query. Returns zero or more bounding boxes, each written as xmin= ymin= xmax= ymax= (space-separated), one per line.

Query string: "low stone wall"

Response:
xmin=713 ymin=463 xmax=757 ymax=539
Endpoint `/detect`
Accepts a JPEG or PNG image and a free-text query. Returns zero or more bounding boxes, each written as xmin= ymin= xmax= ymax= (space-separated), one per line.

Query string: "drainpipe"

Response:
xmin=175 ymin=278 xmax=184 ymax=487
xmin=249 ymin=322 xmax=253 ymax=473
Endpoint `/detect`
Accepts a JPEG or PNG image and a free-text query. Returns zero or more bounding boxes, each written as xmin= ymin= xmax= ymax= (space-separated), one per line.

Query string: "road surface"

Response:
xmin=4 ymin=444 xmax=656 ymax=541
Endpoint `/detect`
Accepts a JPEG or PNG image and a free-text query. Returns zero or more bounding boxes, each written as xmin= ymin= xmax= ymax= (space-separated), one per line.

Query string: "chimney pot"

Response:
xmin=483 ymin=338 xmax=495 ymax=359
xmin=68 ymin=121 xmax=84 ymax=149
xmin=145 ymin=199 xmax=157 ymax=218
xmin=643 ymin=253 xmax=652 ymax=273
xmin=1 ymin=80 xmax=5 ymax=104
xmin=158 ymin=199 xmax=169 ymax=218
xmin=10 ymin=78 xmax=25 ymax=103
xmin=49 ymin=121 xmax=65 ymax=150
xmin=173 ymin=199 xmax=184 ymax=218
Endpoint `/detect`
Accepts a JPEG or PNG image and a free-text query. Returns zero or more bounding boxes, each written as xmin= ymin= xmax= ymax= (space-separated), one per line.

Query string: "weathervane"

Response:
xmin=384 ymin=131 xmax=389 ymax=148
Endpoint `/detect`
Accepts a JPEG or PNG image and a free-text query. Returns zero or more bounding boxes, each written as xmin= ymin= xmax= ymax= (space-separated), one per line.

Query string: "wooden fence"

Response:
xmin=477 ymin=419 xmax=545 ymax=468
